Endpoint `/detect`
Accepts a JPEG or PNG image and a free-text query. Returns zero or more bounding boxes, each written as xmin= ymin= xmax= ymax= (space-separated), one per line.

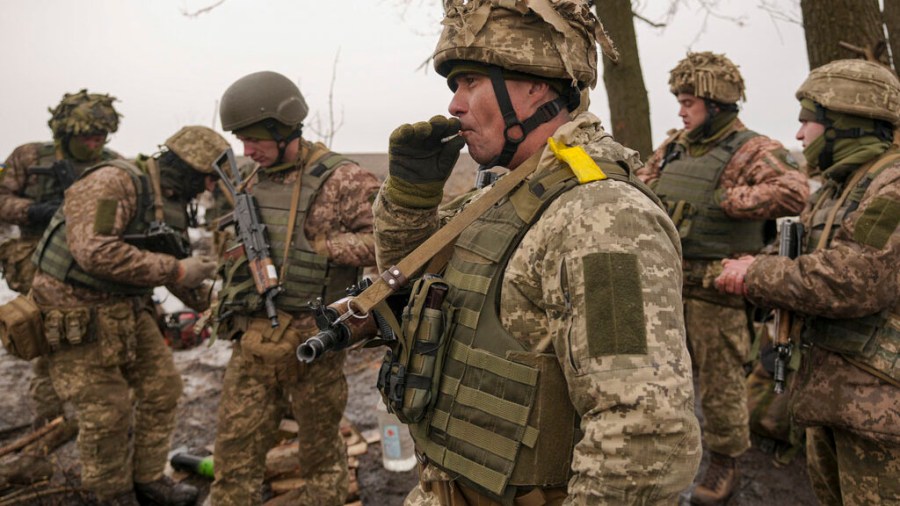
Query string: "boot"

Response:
xmin=690 ymin=451 xmax=738 ymax=505
xmin=100 ymin=490 xmax=141 ymax=506
xmin=134 ymin=476 xmax=198 ymax=506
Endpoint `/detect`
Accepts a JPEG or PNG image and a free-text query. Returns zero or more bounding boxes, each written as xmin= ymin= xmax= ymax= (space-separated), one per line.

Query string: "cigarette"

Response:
xmin=441 ymin=133 xmax=461 ymax=144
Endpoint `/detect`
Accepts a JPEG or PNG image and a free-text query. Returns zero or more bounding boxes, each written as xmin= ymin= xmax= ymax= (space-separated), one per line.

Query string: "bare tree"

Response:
xmin=307 ymin=51 xmax=345 ymax=148
xmin=883 ymin=0 xmax=900 ymax=72
xmin=800 ymin=0 xmax=888 ymax=69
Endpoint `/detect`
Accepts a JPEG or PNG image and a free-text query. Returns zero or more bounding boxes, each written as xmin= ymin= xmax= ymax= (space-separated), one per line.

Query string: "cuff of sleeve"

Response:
xmin=313 ymin=233 xmax=329 ymax=256
xmin=383 ymin=176 xmax=444 ymax=209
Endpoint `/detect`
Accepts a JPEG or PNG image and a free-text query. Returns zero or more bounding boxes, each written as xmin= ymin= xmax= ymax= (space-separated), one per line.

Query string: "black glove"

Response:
xmin=26 ymin=200 xmax=61 ymax=226
xmin=384 ymin=116 xmax=465 ymax=208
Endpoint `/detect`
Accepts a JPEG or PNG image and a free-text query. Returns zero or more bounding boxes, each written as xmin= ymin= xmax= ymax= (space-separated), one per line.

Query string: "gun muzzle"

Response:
xmin=297 ymin=329 xmax=340 ymax=363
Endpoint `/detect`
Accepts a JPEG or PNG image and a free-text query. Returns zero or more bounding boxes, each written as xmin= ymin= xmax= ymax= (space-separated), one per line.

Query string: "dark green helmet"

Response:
xmin=219 ymin=71 xmax=309 ymax=132
xmin=48 ymin=89 xmax=120 ymax=138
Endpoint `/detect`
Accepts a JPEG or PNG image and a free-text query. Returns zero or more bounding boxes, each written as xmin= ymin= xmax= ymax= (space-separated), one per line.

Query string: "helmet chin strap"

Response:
xmin=481 ymin=66 xmax=568 ymax=170
xmin=262 ymin=119 xmax=302 ymax=165
xmin=812 ymin=102 xmax=891 ymax=169
xmin=698 ymin=99 xmax=738 ymax=138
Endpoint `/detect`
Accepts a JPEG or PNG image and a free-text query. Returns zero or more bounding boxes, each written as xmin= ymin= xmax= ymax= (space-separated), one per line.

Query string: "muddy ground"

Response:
xmin=1 ymin=315 xmax=817 ymax=506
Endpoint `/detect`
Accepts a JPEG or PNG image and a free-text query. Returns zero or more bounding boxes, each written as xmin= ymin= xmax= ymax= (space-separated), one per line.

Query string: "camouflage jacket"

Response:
xmin=375 ymin=113 xmax=701 ymax=503
xmin=638 ymin=119 xmax=808 ymax=221
xmin=0 ymin=141 xmax=120 ymax=227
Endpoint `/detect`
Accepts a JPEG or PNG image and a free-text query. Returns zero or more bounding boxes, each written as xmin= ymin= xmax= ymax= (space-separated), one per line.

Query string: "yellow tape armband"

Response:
xmin=547 ymin=138 xmax=607 ymax=184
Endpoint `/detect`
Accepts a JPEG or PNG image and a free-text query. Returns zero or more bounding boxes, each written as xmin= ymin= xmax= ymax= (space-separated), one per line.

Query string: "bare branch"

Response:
xmin=307 ymin=50 xmax=344 ymax=148
xmin=181 ymin=0 xmax=227 ymax=18
xmin=632 ymin=10 xmax=667 ymax=28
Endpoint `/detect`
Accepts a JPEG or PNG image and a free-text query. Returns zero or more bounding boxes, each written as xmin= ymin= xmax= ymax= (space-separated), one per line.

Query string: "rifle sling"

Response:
xmin=352 ymin=156 xmax=542 ymax=314
xmin=280 ymin=147 xmax=329 ymax=280
xmin=146 ymin=157 xmax=166 ymax=224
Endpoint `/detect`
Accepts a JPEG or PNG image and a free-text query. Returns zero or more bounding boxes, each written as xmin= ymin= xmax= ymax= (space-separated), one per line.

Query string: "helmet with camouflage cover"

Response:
xmin=48 ymin=89 xmax=120 ymax=139
xmin=795 ymin=59 xmax=900 ymax=126
xmin=164 ymin=126 xmax=231 ymax=174
xmin=219 ymin=71 xmax=309 ymax=132
xmin=433 ymin=0 xmax=616 ymax=168
xmin=669 ymin=52 xmax=746 ymax=104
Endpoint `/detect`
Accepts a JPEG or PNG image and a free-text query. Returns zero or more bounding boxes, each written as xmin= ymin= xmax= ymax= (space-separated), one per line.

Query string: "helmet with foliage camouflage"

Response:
xmin=433 ymin=0 xmax=617 ymax=90
xmin=669 ymin=52 xmax=746 ymax=104
xmin=795 ymin=59 xmax=900 ymax=126
xmin=219 ymin=71 xmax=309 ymax=132
xmin=48 ymin=89 xmax=120 ymax=139
xmin=164 ymin=126 xmax=230 ymax=174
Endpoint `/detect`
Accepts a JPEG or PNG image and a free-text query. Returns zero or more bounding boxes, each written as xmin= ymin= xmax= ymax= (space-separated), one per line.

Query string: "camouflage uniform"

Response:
xmin=378 ymin=111 xmax=702 ymax=505
xmin=738 ymin=60 xmax=900 ymax=505
xmin=0 ymin=90 xmax=120 ymax=425
xmin=210 ymin=139 xmax=379 ymax=506
xmin=638 ymin=56 xmax=808 ymax=460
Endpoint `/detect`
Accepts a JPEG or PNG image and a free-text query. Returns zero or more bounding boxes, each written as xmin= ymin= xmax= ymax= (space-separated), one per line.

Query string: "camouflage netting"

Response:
xmin=48 ymin=89 xmax=120 ymax=138
xmin=669 ymin=51 xmax=746 ymax=104
xmin=796 ymin=59 xmax=900 ymax=126
xmin=164 ymin=126 xmax=231 ymax=174
xmin=433 ymin=0 xmax=617 ymax=90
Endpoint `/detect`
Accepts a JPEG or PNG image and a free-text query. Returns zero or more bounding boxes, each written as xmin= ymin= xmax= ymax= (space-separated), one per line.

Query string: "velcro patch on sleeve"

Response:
xmin=582 ymin=252 xmax=647 ymax=357
xmin=853 ymin=196 xmax=900 ymax=250
xmin=93 ymin=199 xmax=119 ymax=235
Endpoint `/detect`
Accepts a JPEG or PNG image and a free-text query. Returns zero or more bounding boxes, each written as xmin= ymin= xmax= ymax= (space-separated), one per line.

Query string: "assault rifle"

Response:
xmin=27 ymin=159 xmax=77 ymax=191
xmin=211 ymin=148 xmax=282 ymax=327
xmin=773 ymin=219 xmax=804 ymax=394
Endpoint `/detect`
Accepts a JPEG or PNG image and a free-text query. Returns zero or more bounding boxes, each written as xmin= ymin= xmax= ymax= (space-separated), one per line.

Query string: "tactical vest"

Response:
xmin=801 ymin=153 xmax=900 ymax=385
xmin=393 ymin=159 xmax=663 ymax=501
xmin=217 ymin=152 xmax=360 ymax=323
xmin=654 ymin=130 xmax=767 ymax=259
xmin=22 ymin=143 xmax=117 ymax=237
xmin=33 ymin=160 xmax=164 ymax=295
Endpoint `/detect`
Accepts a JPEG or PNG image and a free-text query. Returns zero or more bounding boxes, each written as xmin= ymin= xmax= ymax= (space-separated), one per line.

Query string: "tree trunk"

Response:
xmin=883 ymin=0 xmax=900 ymax=72
xmin=801 ymin=0 xmax=888 ymax=69
xmin=596 ymin=0 xmax=653 ymax=159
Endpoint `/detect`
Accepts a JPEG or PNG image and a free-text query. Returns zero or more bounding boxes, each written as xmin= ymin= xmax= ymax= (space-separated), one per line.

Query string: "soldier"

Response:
xmin=28 ymin=126 xmax=226 ymax=505
xmin=0 ymin=90 xmax=121 ymax=432
xmin=372 ymin=1 xmax=701 ymax=503
xmin=717 ymin=59 xmax=900 ymax=505
xmin=636 ymin=52 xmax=809 ymax=504
xmin=210 ymin=71 xmax=379 ymax=505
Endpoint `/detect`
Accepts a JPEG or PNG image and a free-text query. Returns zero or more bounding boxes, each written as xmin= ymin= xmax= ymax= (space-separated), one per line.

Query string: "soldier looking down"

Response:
xmin=372 ymin=1 xmax=701 ymax=503
xmin=637 ymin=52 xmax=809 ymax=505
xmin=28 ymin=125 xmax=226 ymax=506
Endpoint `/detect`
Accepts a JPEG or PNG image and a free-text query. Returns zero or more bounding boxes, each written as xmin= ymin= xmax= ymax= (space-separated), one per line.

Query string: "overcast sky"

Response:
xmin=0 ymin=1 xmax=808 ymax=161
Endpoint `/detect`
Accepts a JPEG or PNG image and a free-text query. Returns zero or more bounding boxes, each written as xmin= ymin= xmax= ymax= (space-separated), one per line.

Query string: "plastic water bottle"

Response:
xmin=376 ymin=398 xmax=417 ymax=472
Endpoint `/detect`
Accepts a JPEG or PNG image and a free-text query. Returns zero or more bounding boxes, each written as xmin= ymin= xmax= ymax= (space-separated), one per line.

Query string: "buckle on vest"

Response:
xmin=388 ymin=364 xmax=408 ymax=410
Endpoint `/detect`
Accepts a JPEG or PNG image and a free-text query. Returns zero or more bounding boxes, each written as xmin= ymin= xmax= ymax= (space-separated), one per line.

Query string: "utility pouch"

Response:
xmin=804 ymin=311 xmax=900 ymax=383
xmin=0 ymin=293 xmax=47 ymax=359
xmin=378 ymin=275 xmax=450 ymax=424
xmin=95 ymin=302 xmax=136 ymax=366
xmin=239 ymin=311 xmax=297 ymax=364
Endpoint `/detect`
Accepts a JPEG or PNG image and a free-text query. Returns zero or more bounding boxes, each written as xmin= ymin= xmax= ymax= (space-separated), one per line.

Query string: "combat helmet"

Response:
xmin=796 ymin=59 xmax=900 ymax=168
xmin=433 ymin=0 xmax=617 ymax=168
xmin=164 ymin=126 xmax=231 ymax=174
xmin=669 ymin=52 xmax=746 ymax=104
xmin=48 ymin=89 xmax=120 ymax=139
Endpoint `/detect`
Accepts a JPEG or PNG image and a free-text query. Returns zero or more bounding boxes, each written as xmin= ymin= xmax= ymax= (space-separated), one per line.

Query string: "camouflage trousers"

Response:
xmin=806 ymin=426 xmax=900 ymax=505
xmin=46 ymin=306 xmax=182 ymax=500
xmin=29 ymin=356 xmax=65 ymax=424
xmin=210 ymin=341 xmax=349 ymax=506
xmin=684 ymin=296 xmax=751 ymax=457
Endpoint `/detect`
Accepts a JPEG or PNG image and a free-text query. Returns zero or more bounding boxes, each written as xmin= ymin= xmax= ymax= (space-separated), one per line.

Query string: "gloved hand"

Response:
xmin=385 ymin=115 xmax=466 ymax=208
xmin=26 ymin=200 xmax=61 ymax=226
xmin=174 ymin=256 xmax=217 ymax=289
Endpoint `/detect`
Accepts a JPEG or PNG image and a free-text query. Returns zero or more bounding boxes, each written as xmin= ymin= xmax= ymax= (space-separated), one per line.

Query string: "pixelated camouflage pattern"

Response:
xmin=806 ymin=426 xmax=900 ymax=505
xmin=47 ymin=89 xmax=120 ymax=138
xmin=164 ymin=126 xmax=230 ymax=174
xmin=685 ymin=298 xmax=752 ymax=457
xmin=30 ymin=165 xmax=182 ymax=307
xmin=376 ymin=112 xmax=701 ymax=504
xmin=45 ymin=308 xmax=182 ymax=500
xmin=639 ymin=119 xmax=808 ymax=221
xmin=796 ymin=59 xmax=900 ymax=126
xmin=29 ymin=356 xmax=64 ymax=422
xmin=433 ymin=0 xmax=616 ymax=89
xmin=212 ymin=141 xmax=377 ymax=504
xmin=668 ymin=51 xmax=745 ymax=103
xmin=211 ymin=334 xmax=349 ymax=506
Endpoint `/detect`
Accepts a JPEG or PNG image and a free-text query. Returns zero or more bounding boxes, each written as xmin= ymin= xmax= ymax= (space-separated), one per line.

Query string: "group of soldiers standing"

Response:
xmin=0 ymin=1 xmax=897 ymax=505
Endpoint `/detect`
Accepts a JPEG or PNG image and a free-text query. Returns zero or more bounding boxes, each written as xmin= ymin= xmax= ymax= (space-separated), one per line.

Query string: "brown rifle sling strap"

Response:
xmin=145 ymin=157 xmax=166 ymax=224
xmin=352 ymin=155 xmax=542 ymax=314
xmin=280 ymin=147 xmax=330 ymax=280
